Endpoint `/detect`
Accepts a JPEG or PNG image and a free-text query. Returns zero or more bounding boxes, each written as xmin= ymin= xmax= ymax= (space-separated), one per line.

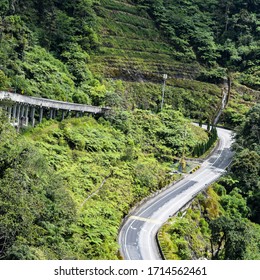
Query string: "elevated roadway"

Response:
xmin=0 ymin=91 xmax=108 ymax=114
xmin=0 ymin=91 xmax=109 ymax=126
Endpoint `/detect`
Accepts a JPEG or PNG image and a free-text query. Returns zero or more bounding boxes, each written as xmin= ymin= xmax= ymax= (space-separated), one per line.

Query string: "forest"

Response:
xmin=0 ymin=0 xmax=259 ymax=259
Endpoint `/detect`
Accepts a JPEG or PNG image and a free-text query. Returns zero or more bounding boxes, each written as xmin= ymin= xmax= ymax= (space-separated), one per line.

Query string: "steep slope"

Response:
xmin=158 ymin=104 xmax=260 ymax=260
xmin=89 ymin=0 xmax=258 ymax=124
xmin=89 ymin=0 xmax=223 ymax=121
xmin=0 ymin=0 xmax=259 ymax=261
xmin=91 ymin=0 xmax=201 ymax=81
xmin=0 ymin=107 xmax=210 ymax=260
xmin=0 ymin=0 xmax=258 ymax=125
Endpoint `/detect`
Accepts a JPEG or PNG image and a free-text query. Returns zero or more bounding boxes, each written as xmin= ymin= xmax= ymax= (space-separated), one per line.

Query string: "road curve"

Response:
xmin=118 ymin=127 xmax=234 ymax=260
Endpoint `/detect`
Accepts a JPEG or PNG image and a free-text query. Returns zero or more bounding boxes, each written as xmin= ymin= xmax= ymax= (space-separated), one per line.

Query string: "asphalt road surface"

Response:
xmin=118 ymin=127 xmax=234 ymax=260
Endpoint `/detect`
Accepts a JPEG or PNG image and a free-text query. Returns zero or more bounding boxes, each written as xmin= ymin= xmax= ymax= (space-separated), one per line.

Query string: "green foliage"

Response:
xmin=210 ymin=216 xmax=249 ymax=260
xmin=0 ymin=0 xmax=101 ymax=105
xmin=0 ymin=110 xmax=76 ymax=259
xmin=0 ymin=0 xmax=257 ymax=129
xmin=0 ymin=109 xmax=18 ymax=167
xmin=0 ymin=0 xmax=259 ymax=261
xmin=230 ymin=149 xmax=259 ymax=194
xmin=220 ymin=188 xmax=250 ymax=218
xmin=227 ymin=104 xmax=260 ymax=223
xmin=14 ymin=0 xmax=100 ymax=55
xmin=0 ymin=0 xmax=9 ymax=16
xmin=235 ymin=103 xmax=260 ymax=150
xmin=159 ymin=185 xmax=260 ymax=260
xmin=192 ymin=127 xmax=218 ymax=157
xmin=222 ymin=105 xmax=247 ymax=127
xmin=0 ymin=104 xmax=210 ymax=260
xmin=20 ymin=46 xmax=75 ymax=100
xmin=132 ymin=0 xmax=260 ymax=89
xmin=159 ymin=102 xmax=260 ymax=260
xmin=0 ymin=70 xmax=10 ymax=89
xmin=61 ymin=43 xmax=92 ymax=85
xmin=106 ymin=108 xmax=208 ymax=159
xmin=158 ymin=204 xmax=212 ymax=260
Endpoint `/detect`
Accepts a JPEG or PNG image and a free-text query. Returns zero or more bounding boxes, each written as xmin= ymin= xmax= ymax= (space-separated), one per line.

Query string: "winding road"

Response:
xmin=118 ymin=126 xmax=234 ymax=260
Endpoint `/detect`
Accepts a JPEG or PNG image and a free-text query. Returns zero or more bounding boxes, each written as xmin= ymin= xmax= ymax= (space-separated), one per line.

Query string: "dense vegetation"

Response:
xmin=0 ymin=107 xmax=210 ymax=259
xmin=0 ymin=0 xmax=258 ymax=122
xmin=0 ymin=0 xmax=259 ymax=260
xmin=159 ymin=104 xmax=260 ymax=260
xmin=135 ymin=0 xmax=260 ymax=87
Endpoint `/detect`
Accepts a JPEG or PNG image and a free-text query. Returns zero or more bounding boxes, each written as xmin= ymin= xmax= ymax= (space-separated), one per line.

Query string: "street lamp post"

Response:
xmin=160 ymin=73 xmax=168 ymax=111
xmin=180 ymin=125 xmax=187 ymax=173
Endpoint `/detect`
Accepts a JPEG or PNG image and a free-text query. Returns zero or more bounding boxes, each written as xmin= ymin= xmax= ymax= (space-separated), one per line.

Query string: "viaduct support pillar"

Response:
xmin=50 ymin=109 xmax=53 ymax=119
xmin=12 ymin=104 xmax=17 ymax=125
xmin=39 ymin=107 xmax=43 ymax=123
xmin=16 ymin=104 xmax=21 ymax=127
xmin=25 ymin=105 xmax=29 ymax=126
xmin=61 ymin=110 xmax=65 ymax=120
xmin=21 ymin=105 xmax=25 ymax=126
xmin=31 ymin=106 xmax=35 ymax=127
xmin=8 ymin=106 xmax=12 ymax=121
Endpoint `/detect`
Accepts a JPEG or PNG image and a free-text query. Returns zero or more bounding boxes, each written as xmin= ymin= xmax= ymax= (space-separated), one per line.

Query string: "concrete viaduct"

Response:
xmin=0 ymin=91 xmax=109 ymax=127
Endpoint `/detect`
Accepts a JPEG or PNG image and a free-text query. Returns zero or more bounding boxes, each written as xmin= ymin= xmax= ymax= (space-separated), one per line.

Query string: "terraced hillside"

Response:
xmin=91 ymin=0 xmax=202 ymax=81
xmin=90 ymin=0 xmax=224 ymax=119
xmin=89 ymin=0 xmax=258 ymax=123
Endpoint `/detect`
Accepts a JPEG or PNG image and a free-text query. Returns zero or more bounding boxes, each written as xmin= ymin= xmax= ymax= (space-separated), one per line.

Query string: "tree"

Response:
xmin=230 ymin=149 xmax=259 ymax=194
xmin=236 ymin=104 xmax=260 ymax=149
xmin=0 ymin=110 xmax=76 ymax=259
xmin=0 ymin=0 xmax=9 ymax=16
xmin=220 ymin=188 xmax=249 ymax=218
xmin=210 ymin=216 xmax=249 ymax=259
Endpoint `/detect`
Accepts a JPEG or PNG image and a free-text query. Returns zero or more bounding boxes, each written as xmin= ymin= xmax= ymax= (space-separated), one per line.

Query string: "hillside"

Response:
xmin=91 ymin=0 xmax=201 ymax=81
xmin=0 ymin=0 xmax=258 ymax=124
xmin=89 ymin=0 xmax=259 ymax=124
xmin=0 ymin=107 xmax=211 ymax=259
xmin=0 ymin=0 xmax=259 ymax=260
xmin=88 ymin=0 xmax=223 ymax=121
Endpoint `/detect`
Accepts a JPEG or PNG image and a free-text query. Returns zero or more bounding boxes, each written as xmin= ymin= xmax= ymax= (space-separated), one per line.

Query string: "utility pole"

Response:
xmin=160 ymin=73 xmax=167 ymax=111
xmin=180 ymin=125 xmax=187 ymax=173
